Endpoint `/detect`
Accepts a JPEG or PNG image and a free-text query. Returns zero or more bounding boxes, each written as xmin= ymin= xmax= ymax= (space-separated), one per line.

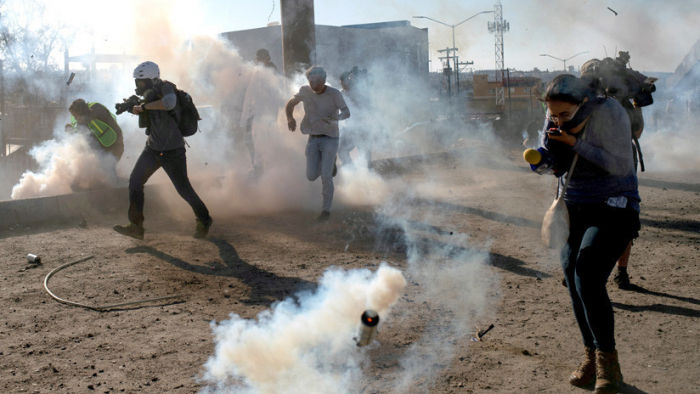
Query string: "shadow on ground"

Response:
xmin=126 ymin=238 xmax=316 ymax=306
xmin=612 ymin=283 xmax=700 ymax=318
xmin=638 ymin=178 xmax=700 ymax=193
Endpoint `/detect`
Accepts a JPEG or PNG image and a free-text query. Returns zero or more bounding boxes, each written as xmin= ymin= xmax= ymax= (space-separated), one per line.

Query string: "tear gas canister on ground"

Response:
xmin=355 ymin=310 xmax=379 ymax=346
xmin=27 ymin=254 xmax=42 ymax=264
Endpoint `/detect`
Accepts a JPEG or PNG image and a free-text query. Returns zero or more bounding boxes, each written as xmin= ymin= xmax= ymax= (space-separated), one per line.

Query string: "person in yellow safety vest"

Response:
xmin=65 ymin=99 xmax=125 ymax=162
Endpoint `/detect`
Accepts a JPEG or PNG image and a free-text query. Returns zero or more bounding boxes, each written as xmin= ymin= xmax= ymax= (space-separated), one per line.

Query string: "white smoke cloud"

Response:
xmin=335 ymin=165 xmax=391 ymax=207
xmin=11 ymin=131 xmax=121 ymax=200
xmin=639 ymin=124 xmax=700 ymax=172
xmin=638 ymin=63 xmax=700 ymax=172
xmin=201 ymin=264 xmax=407 ymax=394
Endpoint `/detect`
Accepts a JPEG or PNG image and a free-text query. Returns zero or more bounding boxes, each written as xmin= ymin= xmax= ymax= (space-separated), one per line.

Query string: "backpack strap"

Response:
xmin=633 ymin=135 xmax=645 ymax=172
xmin=153 ymin=80 xmax=181 ymax=122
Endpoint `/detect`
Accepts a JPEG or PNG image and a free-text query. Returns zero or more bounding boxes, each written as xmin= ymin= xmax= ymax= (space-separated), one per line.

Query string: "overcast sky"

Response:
xmin=51 ymin=0 xmax=700 ymax=73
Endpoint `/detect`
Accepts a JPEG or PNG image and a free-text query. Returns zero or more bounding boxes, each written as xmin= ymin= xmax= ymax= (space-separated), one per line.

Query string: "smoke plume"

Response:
xmin=201 ymin=264 xmax=407 ymax=394
xmin=11 ymin=132 xmax=120 ymax=199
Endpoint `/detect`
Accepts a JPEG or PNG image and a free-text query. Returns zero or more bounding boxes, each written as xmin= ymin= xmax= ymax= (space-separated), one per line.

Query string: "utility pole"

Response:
xmin=280 ymin=0 xmax=317 ymax=78
xmin=457 ymin=60 xmax=474 ymax=95
xmin=438 ymin=47 xmax=457 ymax=97
xmin=413 ymin=11 xmax=493 ymax=97
xmin=457 ymin=60 xmax=474 ymax=73
xmin=0 ymin=59 xmax=4 ymax=157
xmin=454 ymin=54 xmax=459 ymax=95
xmin=506 ymin=68 xmax=512 ymax=117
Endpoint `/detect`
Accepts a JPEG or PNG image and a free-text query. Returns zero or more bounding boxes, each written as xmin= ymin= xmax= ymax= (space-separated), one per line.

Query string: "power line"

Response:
xmin=268 ymin=0 xmax=276 ymax=22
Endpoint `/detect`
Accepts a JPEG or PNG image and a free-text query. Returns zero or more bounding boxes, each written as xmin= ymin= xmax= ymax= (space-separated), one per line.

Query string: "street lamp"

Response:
xmin=539 ymin=51 xmax=589 ymax=71
xmin=414 ymin=11 xmax=494 ymax=96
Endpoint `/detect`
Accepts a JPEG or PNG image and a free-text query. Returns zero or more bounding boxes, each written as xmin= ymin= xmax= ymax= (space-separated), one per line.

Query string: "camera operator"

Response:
xmin=537 ymin=74 xmax=640 ymax=393
xmin=113 ymin=61 xmax=213 ymax=240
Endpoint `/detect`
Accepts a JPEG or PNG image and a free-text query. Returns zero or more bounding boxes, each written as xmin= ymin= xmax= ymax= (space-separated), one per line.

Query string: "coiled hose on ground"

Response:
xmin=44 ymin=255 xmax=183 ymax=311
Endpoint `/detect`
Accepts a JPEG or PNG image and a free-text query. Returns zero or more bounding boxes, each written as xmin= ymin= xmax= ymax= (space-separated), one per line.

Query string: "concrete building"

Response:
xmin=221 ymin=21 xmax=429 ymax=86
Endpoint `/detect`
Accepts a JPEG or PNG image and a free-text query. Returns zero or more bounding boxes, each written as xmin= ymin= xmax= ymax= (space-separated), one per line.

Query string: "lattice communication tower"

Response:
xmin=488 ymin=1 xmax=509 ymax=111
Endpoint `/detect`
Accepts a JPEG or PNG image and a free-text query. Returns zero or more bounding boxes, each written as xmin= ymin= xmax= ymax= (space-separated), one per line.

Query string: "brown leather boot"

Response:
xmin=595 ymin=349 xmax=623 ymax=393
xmin=569 ymin=346 xmax=596 ymax=387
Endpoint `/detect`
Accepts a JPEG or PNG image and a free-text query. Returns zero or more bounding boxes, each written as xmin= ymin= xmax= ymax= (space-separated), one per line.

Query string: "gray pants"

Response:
xmin=305 ymin=135 xmax=339 ymax=212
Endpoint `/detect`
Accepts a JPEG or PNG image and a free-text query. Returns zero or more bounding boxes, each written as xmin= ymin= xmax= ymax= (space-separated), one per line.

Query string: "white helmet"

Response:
xmin=133 ymin=61 xmax=160 ymax=79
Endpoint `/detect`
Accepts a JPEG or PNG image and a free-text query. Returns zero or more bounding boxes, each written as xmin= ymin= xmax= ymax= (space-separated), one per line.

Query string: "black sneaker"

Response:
xmin=613 ymin=269 xmax=631 ymax=290
xmin=113 ymin=222 xmax=145 ymax=240
xmin=317 ymin=211 xmax=331 ymax=222
xmin=193 ymin=219 xmax=212 ymax=239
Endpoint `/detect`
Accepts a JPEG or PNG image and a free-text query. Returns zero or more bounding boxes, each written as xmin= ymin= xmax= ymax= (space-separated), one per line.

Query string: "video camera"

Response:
xmin=626 ymin=70 xmax=657 ymax=108
xmin=582 ymin=52 xmax=657 ymax=108
xmin=614 ymin=52 xmax=657 ymax=107
xmin=115 ymin=95 xmax=142 ymax=115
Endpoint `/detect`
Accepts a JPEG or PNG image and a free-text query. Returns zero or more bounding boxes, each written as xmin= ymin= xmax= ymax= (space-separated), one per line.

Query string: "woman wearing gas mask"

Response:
xmin=537 ymin=74 xmax=640 ymax=394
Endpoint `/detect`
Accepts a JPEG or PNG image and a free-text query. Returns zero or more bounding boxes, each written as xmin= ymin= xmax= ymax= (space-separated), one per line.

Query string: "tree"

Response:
xmin=0 ymin=0 xmax=74 ymax=106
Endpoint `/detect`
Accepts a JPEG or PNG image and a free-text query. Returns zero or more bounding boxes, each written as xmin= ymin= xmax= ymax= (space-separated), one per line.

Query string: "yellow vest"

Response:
xmin=70 ymin=103 xmax=118 ymax=148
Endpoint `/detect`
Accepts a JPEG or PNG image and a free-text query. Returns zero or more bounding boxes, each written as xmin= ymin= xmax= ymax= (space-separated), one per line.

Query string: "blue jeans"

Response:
xmin=128 ymin=146 xmax=211 ymax=227
xmin=305 ymin=135 xmax=339 ymax=212
xmin=561 ymin=202 xmax=640 ymax=352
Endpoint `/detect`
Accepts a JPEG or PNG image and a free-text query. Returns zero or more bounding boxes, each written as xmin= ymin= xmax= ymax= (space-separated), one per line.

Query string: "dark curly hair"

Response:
xmin=69 ymin=99 xmax=90 ymax=116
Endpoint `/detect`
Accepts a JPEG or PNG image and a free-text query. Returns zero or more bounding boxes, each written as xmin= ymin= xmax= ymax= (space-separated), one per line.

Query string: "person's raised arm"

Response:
xmin=133 ymin=84 xmax=177 ymax=114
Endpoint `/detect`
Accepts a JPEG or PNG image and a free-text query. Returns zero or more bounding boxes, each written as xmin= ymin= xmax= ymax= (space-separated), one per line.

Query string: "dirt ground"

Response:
xmin=1 ymin=139 xmax=699 ymax=394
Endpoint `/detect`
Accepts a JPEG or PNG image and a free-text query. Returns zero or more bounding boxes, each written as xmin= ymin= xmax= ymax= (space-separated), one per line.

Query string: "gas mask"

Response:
xmin=558 ymin=97 xmax=599 ymax=132
xmin=135 ymin=78 xmax=154 ymax=96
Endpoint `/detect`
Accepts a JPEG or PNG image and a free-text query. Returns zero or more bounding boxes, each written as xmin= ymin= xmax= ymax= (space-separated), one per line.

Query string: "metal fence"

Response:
xmin=2 ymin=106 xmax=64 ymax=147
xmin=0 ymin=145 xmax=37 ymax=200
xmin=0 ymin=106 xmax=63 ymax=200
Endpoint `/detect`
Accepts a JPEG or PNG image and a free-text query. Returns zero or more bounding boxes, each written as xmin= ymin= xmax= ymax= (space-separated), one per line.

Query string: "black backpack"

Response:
xmin=160 ymin=81 xmax=201 ymax=137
